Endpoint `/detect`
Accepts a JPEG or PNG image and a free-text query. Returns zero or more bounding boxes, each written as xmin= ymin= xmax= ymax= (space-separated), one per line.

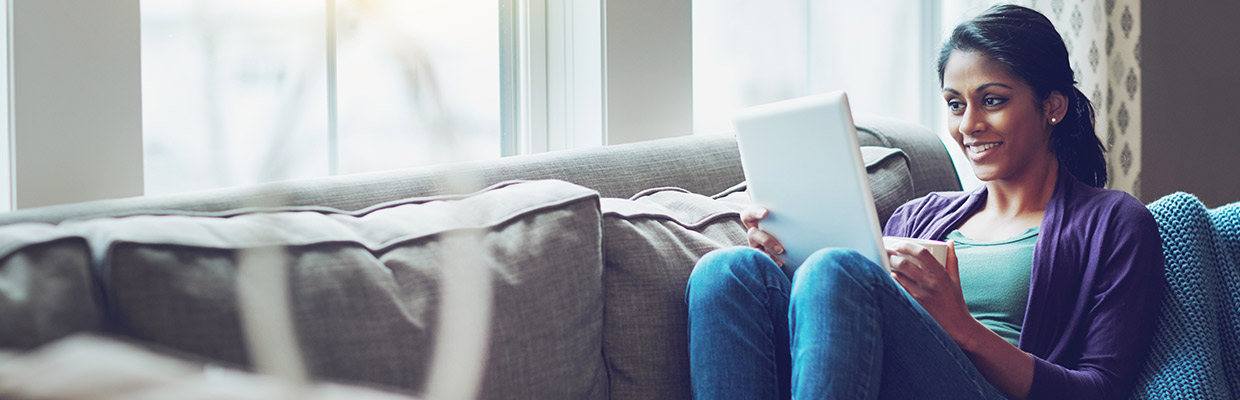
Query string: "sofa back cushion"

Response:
xmin=62 ymin=180 xmax=607 ymax=399
xmin=601 ymin=188 xmax=749 ymax=400
xmin=0 ymin=227 xmax=104 ymax=349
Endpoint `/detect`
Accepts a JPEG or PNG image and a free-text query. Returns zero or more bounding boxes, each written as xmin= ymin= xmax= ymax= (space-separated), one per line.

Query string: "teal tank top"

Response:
xmin=946 ymin=226 xmax=1038 ymax=346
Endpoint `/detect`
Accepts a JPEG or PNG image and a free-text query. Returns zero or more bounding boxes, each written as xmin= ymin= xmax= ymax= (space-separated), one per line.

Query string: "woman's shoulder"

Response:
xmin=1063 ymin=182 xmax=1156 ymax=227
xmin=1058 ymin=183 xmax=1161 ymax=248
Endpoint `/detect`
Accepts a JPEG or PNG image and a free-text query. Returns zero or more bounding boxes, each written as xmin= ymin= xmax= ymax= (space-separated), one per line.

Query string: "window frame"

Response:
xmin=0 ymin=0 xmax=693 ymax=209
xmin=503 ymin=0 xmax=605 ymax=155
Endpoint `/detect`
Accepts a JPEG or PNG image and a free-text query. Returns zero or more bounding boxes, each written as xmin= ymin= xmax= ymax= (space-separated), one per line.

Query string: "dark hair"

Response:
xmin=937 ymin=4 xmax=1107 ymax=188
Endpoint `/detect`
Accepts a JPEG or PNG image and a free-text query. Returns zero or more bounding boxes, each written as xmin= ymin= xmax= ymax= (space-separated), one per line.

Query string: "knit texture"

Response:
xmin=1134 ymin=192 xmax=1240 ymax=399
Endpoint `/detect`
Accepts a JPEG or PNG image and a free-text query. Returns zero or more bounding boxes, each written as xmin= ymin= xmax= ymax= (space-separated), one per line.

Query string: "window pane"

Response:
xmin=692 ymin=0 xmax=808 ymax=135
xmin=693 ymin=1 xmax=930 ymax=134
xmin=141 ymin=0 xmax=329 ymax=196
xmin=805 ymin=2 xmax=922 ymax=122
xmin=336 ymin=0 xmax=500 ymax=174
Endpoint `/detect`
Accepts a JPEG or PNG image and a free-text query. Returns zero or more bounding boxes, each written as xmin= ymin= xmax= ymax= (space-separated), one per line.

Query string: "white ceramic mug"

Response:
xmin=882 ymin=236 xmax=949 ymax=267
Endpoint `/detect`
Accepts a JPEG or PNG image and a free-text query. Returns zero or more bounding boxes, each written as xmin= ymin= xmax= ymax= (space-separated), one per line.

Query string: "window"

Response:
xmin=693 ymin=0 xmax=935 ymax=134
xmin=693 ymin=0 xmax=992 ymax=190
xmin=141 ymin=0 xmax=500 ymax=195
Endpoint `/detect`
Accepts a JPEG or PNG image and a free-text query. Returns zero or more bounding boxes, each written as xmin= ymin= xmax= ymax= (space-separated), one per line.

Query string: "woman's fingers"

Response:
xmin=746 ymin=227 xmax=785 ymax=267
xmin=740 ymin=207 xmax=782 ymax=265
xmin=890 ymin=242 xmax=944 ymax=270
xmin=888 ymin=251 xmax=927 ymax=290
xmin=739 ymin=207 xmax=768 ymax=230
xmin=747 ymin=227 xmax=784 ymax=254
xmin=887 ymin=243 xmax=948 ymax=297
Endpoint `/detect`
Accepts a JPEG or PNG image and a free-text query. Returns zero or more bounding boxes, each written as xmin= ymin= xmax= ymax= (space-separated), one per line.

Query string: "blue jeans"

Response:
xmin=685 ymin=246 xmax=1007 ymax=399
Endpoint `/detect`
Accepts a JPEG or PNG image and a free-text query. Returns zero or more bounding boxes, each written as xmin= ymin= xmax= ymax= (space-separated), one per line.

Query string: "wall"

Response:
xmin=1140 ymin=1 xmax=1240 ymax=207
xmin=603 ymin=0 xmax=693 ymax=145
xmin=8 ymin=0 xmax=144 ymax=209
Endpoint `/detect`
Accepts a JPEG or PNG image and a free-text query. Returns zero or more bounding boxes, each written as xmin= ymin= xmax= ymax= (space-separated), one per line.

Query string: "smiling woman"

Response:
xmin=686 ymin=5 xmax=1163 ymax=400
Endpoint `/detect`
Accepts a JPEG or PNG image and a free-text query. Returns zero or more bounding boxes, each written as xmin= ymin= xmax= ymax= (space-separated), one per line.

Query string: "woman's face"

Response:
xmin=941 ymin=50 xmax=1058 ymax=183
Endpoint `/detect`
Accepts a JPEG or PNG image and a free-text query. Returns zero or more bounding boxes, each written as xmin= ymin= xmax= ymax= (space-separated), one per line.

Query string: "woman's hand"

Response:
xmin=886 ymin=240 xmax=974 ymax=340
xmin=740 ymin=207 xmax=785 ymax=267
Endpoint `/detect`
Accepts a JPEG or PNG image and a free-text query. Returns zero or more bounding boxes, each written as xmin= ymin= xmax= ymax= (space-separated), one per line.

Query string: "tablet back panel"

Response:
xmin=733 ymin=91 xmax=889 ymax=270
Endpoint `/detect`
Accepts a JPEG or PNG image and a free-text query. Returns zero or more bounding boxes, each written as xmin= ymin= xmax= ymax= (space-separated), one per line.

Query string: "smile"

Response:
xmin=964 ymin=141 xmax=1003 ymax=159
xmin=968 ymin=142 xmax=1001 ymax=151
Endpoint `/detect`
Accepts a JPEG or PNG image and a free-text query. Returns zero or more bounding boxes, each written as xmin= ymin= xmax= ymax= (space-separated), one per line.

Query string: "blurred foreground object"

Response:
xmin=0 ymin=334 xmax=418 ymax=400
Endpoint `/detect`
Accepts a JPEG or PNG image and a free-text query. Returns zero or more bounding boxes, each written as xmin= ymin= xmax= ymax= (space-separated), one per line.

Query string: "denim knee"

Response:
xmin=793 ymin=248 xmax=886 ymax=289
xmin=686 ymin=246 xmax=782 ymax=303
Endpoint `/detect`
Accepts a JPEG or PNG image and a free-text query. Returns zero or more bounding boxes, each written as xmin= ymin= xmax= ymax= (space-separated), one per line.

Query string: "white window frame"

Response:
xmin=503 ymin=0 xmax=605 ymax=155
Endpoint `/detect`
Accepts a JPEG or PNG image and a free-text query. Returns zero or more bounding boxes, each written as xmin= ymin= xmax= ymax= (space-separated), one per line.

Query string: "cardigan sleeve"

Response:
xmin=882 ymin=200 xmax=916 ymax=237
xmin=1027 ymin=198 xmax=1165 ymax=400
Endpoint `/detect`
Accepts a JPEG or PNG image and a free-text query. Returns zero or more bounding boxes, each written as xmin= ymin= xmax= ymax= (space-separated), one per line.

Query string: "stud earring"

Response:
xmin=1051 ymin=118 xmax=1057 ymax=124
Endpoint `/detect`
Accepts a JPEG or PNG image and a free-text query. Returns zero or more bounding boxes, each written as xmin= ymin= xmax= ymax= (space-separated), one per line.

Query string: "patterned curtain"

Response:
xmin=949 ymin=0 xmax=1142 ymax=196
xmin=1022 ymin=0 xmax=1142 ymax=196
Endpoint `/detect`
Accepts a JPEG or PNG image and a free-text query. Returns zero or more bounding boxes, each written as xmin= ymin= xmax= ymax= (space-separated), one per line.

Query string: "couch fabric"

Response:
xmin=6 ymin=180 xmax=609 ymax=400
xmin=600 ymin=188 xmax=749 ymax=399
xmin=1137 ymin=192 xmax=1240 ymax=399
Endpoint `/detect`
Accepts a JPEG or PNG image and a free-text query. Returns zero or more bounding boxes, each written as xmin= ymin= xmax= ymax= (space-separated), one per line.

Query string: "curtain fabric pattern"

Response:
xmin=1019 ymin=0 xmax=1143 ymax=196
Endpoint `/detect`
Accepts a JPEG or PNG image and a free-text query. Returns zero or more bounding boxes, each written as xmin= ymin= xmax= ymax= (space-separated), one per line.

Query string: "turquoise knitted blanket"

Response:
xmin=1135 ymin=192 xmax=1240 ymax=399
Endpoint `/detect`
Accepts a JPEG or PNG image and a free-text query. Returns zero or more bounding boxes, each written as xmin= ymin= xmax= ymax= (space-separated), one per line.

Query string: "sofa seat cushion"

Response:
xmin=59 ymin=180 xmax=607 ymax=400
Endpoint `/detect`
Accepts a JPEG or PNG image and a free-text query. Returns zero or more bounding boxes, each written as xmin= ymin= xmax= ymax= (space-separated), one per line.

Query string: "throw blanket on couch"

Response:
xmin=1135 ymin=192 xmax=1240 ymax=399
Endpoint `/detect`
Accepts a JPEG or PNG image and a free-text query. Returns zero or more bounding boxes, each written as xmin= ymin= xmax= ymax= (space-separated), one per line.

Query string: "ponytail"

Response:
xmin=1051 ymin=88 xmax=1108 ymax=188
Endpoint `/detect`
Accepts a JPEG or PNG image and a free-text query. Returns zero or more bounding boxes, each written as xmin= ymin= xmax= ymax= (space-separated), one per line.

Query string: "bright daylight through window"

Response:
xmin=141 ymin=0 xmax=499 ymax=195
xmin=693 ymin=0 xmax=930 ymax=135
xmin=694 ymin=0 xmax=1004 ymax=190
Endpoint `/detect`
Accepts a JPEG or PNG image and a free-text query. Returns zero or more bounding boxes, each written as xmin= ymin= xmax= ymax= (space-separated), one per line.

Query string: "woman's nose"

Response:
xmin=958 ymin=105 xmax=984 ymax=136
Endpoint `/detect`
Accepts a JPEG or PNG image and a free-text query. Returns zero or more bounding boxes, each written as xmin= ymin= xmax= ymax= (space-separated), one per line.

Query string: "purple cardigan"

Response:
xmin=883 ymin=167 xmax=1164 ymax=400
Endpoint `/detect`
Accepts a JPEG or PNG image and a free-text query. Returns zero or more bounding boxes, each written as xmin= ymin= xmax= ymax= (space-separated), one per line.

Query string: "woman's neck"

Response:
xmin=982 ymin=156 xmax=1059 ymax=220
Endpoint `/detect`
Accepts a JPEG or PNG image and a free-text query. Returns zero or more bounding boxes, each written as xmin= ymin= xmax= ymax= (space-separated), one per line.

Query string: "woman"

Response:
xmin=685 ymin=5 xmax=1163 ymax=400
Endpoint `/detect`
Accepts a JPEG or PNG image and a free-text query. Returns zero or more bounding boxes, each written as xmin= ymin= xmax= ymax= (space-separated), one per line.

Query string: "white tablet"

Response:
xmin=732 ymin=91 xmax=890 ymax=270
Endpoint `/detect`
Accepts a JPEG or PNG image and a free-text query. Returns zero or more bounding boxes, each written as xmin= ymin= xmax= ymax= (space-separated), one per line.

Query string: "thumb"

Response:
xmin=946 ymin=240 xmax=960 ymax=284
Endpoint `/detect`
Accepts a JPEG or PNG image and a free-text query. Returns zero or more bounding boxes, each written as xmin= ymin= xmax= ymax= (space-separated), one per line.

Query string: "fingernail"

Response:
xmin=775 ymin=246 xmax=785 ymax=254
xmin=758 ymin=208 xmax=768 ymax=218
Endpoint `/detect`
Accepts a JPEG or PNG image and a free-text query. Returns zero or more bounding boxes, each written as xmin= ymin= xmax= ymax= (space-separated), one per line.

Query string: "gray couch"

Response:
xmin=0 ymin=116 xmax=960 ymax=399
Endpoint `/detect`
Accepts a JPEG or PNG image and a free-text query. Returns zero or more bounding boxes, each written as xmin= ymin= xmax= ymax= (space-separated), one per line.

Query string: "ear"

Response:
xmin=1044 ymin=90 xmax=1069 ymax=125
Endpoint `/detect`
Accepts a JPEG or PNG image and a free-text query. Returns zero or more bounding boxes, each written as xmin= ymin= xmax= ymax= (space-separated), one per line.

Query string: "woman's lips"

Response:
xmin=964 ymin=141 xmax=1002 ymax=161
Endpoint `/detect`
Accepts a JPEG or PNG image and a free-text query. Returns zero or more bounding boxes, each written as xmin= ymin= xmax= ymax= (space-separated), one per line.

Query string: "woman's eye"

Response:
xmin=946 ymin=100 xmax=964 ymax=112
xmin=984 ymin=97 xmax=1007 ymax=107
